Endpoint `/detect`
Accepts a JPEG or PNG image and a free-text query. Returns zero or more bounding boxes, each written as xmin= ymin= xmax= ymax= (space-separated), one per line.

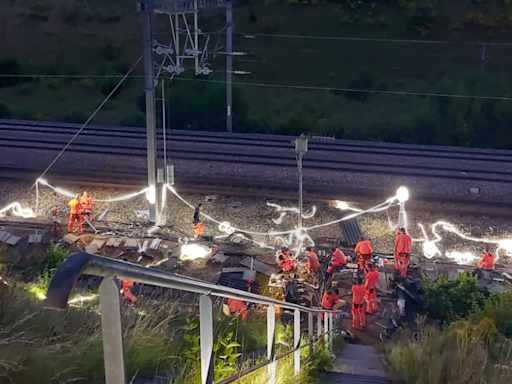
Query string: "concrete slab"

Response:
xmin=90 ymin=239 xmax=106 ymax=249
xmin=240 ymin=257 xmax=279 ymax=276
xmin=5 ymin=235 xmax=21 ymax=246
xmin=113 ymin=238 xmax=124 ymax=248
xmin=125 ymin=239 xmax=139 ymax=249
xmin=222 ymin=267 xmax=250 ymax=273
xmin=150 ymin=238 xmax=161 ymax=250
xmin=243 ymin=270 xmax=257 ymax=281
xmin=62 ymin=234 xmax=79 ymax=244
xmin=0 ymin=231 xmax=12 ymax=242
xmin=213 ymin=252 xmax=230 ymax=264
xmin=28 ymin=233 xmax=43 ymax=243
xmin=106 ymin=238 xmax=117 ymax=247
xmin=85 ymin=244 xmax=98 ymax=254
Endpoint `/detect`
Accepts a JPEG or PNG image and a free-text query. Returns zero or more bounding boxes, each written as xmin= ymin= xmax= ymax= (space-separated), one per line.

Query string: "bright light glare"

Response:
xmin=146 ymin=185 xmax=156 ymax=204
xmin=0 ymin=203 xmax=35 ymax=218
xmin=335 ymin=201 xmax=349 ymax=210
xmin=67 ymin=294 xmax=98 ymax=304
xmin=180 ymin=244 xmax=211 ymax=261
xmin=396 ymin=186 xmax=409 ymax=203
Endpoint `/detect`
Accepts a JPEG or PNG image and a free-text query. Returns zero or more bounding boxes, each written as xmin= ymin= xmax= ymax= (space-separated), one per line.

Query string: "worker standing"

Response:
xmin=277 ymin=247 xmax=296 ymax=272
xmin=68 ymin=193 xmax=83 ymax=235
xmin=193 ymin=203 xmax=205 ymax=239
xmin=305 ymin=247 xmax=320 ymax=274
xmin=478 ymin=246 xmax=496 ymax=270
xmin=321 ymin=288 xmax=341 ymax=311
xmin=395 ymin=228 xmax=412 ymax=278
xmin=120 ymin=280 xmax=137 ymax=303
xmin=354 ymin=237 xmax=373 ymax=271
xmin=327 ymin=248 xmax=347 ymax=274
xmin=351 ymin=277 xmax=366 ymax=330
xmin=227 ymin=298 xmax=248 ymax=321
xmin=80 ymin=191 xmax=94 ymax=221
xmin=365 ymin=263 xmax=380 ymax=314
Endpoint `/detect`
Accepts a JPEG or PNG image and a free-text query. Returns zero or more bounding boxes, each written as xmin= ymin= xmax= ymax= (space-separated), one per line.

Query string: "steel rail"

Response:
xmin=2 ymin=119 xmax=512 ymax=159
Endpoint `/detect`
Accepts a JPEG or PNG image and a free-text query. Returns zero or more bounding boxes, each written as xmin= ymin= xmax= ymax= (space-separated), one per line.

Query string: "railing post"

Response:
xmin=99 ymin=276 xmax=127 ymax=384
xmin=308 ymin=312 xmax=314 ymax=359
xmin=329 ymin=313 xmax=334 ymax=350
xmin=324 ymin=311 xmax=329 ymax=344
xmin=267 ymin=305 xmax=276 ymax=384
xmin=200 ymin=295 xmax=214 ymax=384
xmin=317 ymin=313 xmax=322 ymax=341
xmin=294 ymin=309 xmax=300 ymax=375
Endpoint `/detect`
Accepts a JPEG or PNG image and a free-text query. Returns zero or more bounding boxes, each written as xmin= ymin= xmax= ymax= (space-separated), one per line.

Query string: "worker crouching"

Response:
xmin=277 ymin=247 xmax=296 ymax=272
xmin=478 ymin=246 xmax=496 ymax=270
xmin=351 ymin=277 xmax=366 ymax=330
xmin=355 ymin=237 xmax=373 ymax=271
xmin=327 ymin=248 xmax=347 ymax=274
xmin=365 ymin=263 xmax=379 ymax=314
xmin=322 ymin=288 xmax=341 ymax=311
xmin=305 ymin=247 xmax=320 ymax=274
xmin=68 ymin=194 xmax=83 ymax=235
xmin=228 ymin=298 xmax=248 ymax=321
xmin=120 ymin=280 xmax=137 ymax=303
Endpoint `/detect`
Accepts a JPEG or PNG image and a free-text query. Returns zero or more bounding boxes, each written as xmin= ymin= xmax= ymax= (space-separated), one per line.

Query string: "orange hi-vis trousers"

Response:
xmin=193 ymin=222 xmax=205 ymax=239
xmin=365 ymin=288 xmax=378 ymax=314
xmin=352 ymin=303 xmax=366 ymax=329
xmin=358 ymin=254 xmax=372 ymax=270
xmin=397 ymin=253 xmax=410 ymax=278
xmin=68 ymin=214 xmax=83 ymax=235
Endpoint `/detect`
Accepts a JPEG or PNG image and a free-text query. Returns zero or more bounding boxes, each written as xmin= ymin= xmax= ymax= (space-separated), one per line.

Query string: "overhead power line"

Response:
xmin=1 ymin=73 xmax=511 ymax=101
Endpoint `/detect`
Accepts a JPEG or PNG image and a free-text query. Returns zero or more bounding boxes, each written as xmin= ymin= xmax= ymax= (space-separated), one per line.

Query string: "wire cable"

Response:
xmin=32 ymin=55 xmax=143 ymax=187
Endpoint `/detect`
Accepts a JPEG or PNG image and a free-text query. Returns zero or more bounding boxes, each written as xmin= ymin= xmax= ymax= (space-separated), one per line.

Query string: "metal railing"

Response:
xmin=44 ymin=253 xmax=342 ymax=384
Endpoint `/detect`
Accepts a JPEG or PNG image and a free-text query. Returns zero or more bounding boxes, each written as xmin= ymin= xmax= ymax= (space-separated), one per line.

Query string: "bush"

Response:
xmin=473 ymin=290 xmax=512 ymax=338
xmin=0 ymin=58 xmax=23 ymax=88
xmin=424 ymin=273 xmax=486 ymax=323
xmin=386 ymin=319 xmax=512 ymax=384
xmin=0 ymin=102 xmax=11 ymax=118
xmin=345 ymin=71 xmax=375 ymax=100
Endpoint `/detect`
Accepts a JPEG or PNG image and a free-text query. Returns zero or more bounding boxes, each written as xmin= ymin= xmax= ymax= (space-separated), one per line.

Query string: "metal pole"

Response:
xmin=200 ymin=295 xmax=214 ymax=384
xmin=267 ymin=305 xmax=276 ymax=384
xmin=329 ymin=313 xmax=334 ymax=350
xmin=99 ymin=277 xmax=126 ymax=384
xmin=162 ymin=78 xmax=167 ymax=165
xmin=226 ymin=0 xmax=233 ymax=133
xmin=194 ymin=0 xmax=199 ymax=73
xmin=298 ymin=152 xmax=303 ymax=229
xmin=294 ymin=309 xmax=301 ymax=375
xmin=142 ymin=0 xmax=158 ymax=223
xmin=324 ymin=312 xmax=329 ymax=344
xmin=317 ymin=313 xmax=322 ymax=341
xmin=308 ymin=312 xmax=314 ymax=359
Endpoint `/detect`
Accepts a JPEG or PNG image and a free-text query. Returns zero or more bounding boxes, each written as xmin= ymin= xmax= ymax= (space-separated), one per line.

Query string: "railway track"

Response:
xmin=1 ymin=120 xmax=512 ymax=184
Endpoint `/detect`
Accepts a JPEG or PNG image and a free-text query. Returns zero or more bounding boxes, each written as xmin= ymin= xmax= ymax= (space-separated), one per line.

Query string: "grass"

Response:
xmin=0 ymin=280 xmax=334 ymax=384
xmin=385 ymin=318 xmax=512 ymax=384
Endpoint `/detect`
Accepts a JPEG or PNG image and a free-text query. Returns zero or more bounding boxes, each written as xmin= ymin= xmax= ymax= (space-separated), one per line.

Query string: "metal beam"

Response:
xmin=200 ymin=295 xmax=214 ymax=384
xmin=308 ymin=312 xmax=314 ymax=359
xmin=99 ymin=277 xmax=127 ymax=384
xmin=141 ymin=0 xmax=158 ymax=223
xmin=267 ymin=305 xmax=276 ymax=384
xmin=294 ymin=309 xmax=301 ymax=375
xmin=226 ymin=0 xmax=233 ymax=133
xmin=154 ymin=0 xmax=227 ymax=14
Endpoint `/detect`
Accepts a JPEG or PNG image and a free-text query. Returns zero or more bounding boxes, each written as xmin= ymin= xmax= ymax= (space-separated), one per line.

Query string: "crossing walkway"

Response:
xmin=323 ymin=344 xmax=392 ymax=384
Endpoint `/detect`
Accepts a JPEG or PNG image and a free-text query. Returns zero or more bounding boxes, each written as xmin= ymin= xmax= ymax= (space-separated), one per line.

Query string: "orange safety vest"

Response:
xmin=365 ymin=270 xmax=380 ymax=290
xmin=306 ymin=251 xmax=320 ymax=271
xmin=321 ymin=292 xmax=339 ymax=309
xmin=277 ymin=251 xmax=291 ymax=266
xmin=355 ymin=240 xmax=373 ymax=255
xmin=228 ymin=298 xmax=246 ymax=313
xmin=68 ymin=199 xmax=83 ymax=215
xmin=478 ymin=252 xmax=495 ymax=269
xmin=332 ymin=249 xmax=347 ymax=266
xmin=352 ymin=284 xmax=365 ymax=305
xmin=81 ymin=195 xmax=93 ymax=210
xmin=121 ymin=280 xmax=134 ymax=290
xmin=395 ymin=233 xmax=412 ymax=254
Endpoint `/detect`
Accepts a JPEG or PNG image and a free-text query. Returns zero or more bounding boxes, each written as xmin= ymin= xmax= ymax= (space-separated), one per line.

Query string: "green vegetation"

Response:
xmin=1 ymin=0 xmax=512 ymax=147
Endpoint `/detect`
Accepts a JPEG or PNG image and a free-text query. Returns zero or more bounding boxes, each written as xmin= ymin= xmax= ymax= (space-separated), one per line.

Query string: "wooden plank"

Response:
xmin=222 ymin=267 xmax=249 ymax=273
xmin=106 ymin=238 xmax=117 ymax=247
xmin=240 ymin=257 xmax=279 ymax=277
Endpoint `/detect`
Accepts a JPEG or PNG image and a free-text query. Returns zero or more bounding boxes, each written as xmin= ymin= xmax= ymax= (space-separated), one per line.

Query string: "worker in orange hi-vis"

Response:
xmin=393 ymin=229 xmax=401 ymax=270
xmin=354 ymin=236 xmax=373 ymax=271
xmin=395 ymin=227 xmax=412 ymax=278
xmin=305 ymin=247 xmax=321 ymax=274
xmin=365 ymin=263 xmax=380 ymax=314
xmin=120 ymin=280 xmax=137 ymax=303
xmin=227 ymin=298 xmax=248 ymax=321
xmin=321 ymin=288 xmax=341 ymax=311
xmin=327 ymin=247 xmax=347 ymax=274
xmin=277 ymin=247 xmax=296 ymax=272
xmin=68 ymin=193 xmax=83 ymax=235
xmin=351 ymin=277 xmax=366 ymax=330
xmin=478 ymin=246 xmax=496 ymax=270
xmin=80 ymin=191 xmax=94 ymax=221
xmin=192 ymin=203 xmax=205 ymax=239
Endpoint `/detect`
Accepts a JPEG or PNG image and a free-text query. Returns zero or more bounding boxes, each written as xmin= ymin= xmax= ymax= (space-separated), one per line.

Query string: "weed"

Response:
xmin=0 ymin=58 xmax=23 ymax=88
xmin=0 ymin=102 xmax=11 ymax=118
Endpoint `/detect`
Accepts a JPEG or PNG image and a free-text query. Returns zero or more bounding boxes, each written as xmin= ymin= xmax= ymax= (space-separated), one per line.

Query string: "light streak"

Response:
xmin=0 ymin=203 xmax=35 ymax=218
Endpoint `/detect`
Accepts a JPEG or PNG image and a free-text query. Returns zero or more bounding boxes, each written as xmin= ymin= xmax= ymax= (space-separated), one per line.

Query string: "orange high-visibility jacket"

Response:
xmin=68 ymin=199 xmax=83 ymax=215
xmin=395 ymin=233 xmax=412 ymax=254
xmin=365 ymin=270 xmax=380 ymax=290
xmin=478 ymin=252 xmax=496 ymax=269
xmin=277 ymin=250 xmax=291 ymax=265
xmin=321 ymin=292 xmax=339 ymax=309
xmin=306 ymin=251 xmax=320 ymax=271
xmin=228 ymin=298 xmax=246 ymax=313
xmin=332 ymin=249 xmax=347 ymax=266
xmin=81 ymin=195 xmax=93 ymax=210
xmin=355 ymin=240 xmax=373 ymax=255
xmin=352 ymin=284 xmax=366 ymax=305
xmin=121 ymin=280 xmax=134 ymax=290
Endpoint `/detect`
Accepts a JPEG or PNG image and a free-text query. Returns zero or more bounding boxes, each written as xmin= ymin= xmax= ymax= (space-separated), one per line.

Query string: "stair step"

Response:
xmin=330 ymin=363 xmax=388 ymax=378
xmin=334 ymin=356 xmax=385 ymax=369
xmin=322 ymin=372 xmax=392 ymax=384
